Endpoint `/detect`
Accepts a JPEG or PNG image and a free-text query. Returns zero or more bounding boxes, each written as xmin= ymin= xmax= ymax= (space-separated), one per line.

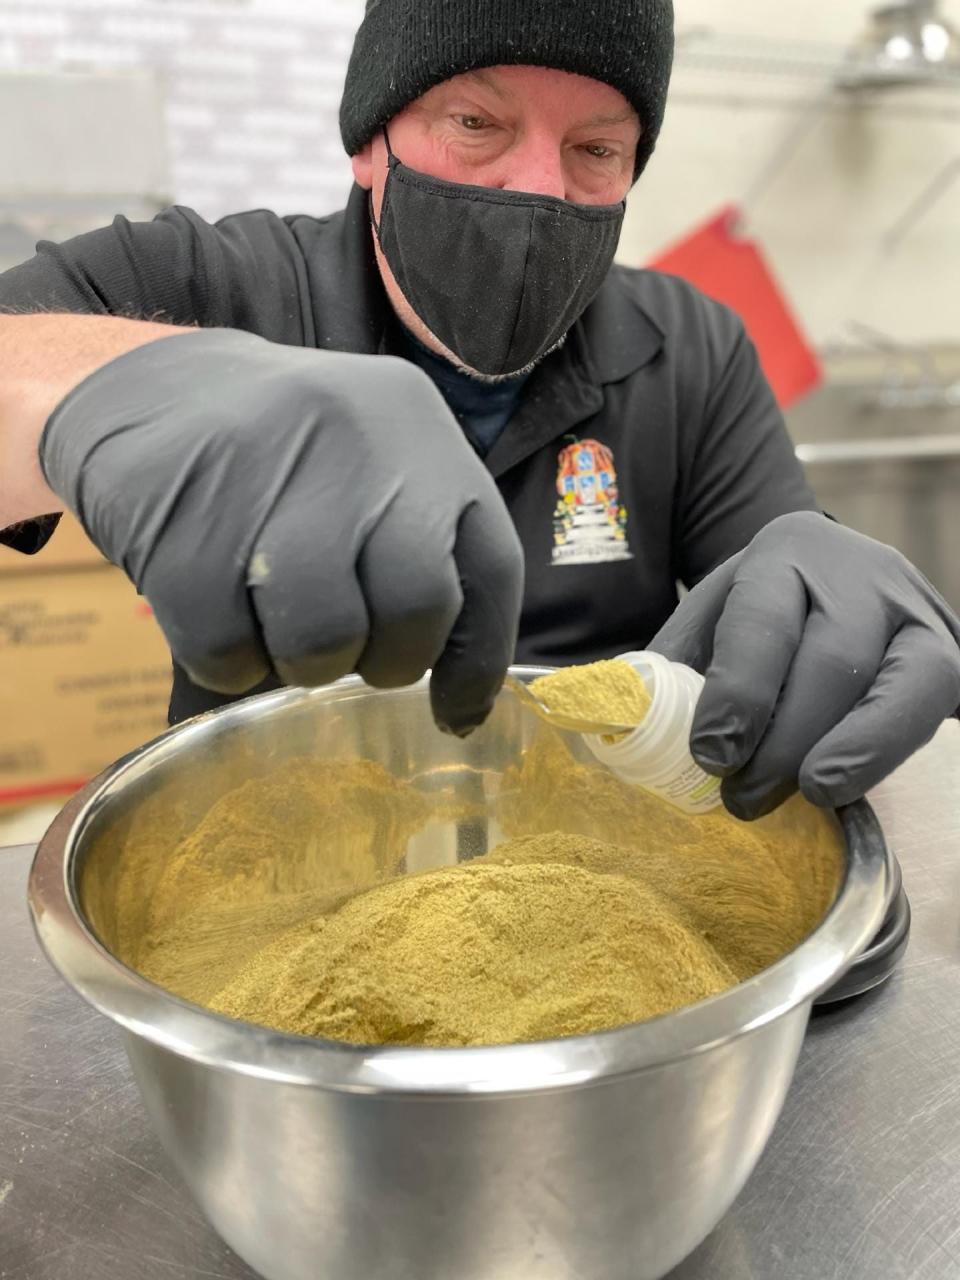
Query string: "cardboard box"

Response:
xmin=0 ymin=512 xmax=106 ymax=574
xmin=0 ymin=564 xmax=172 ymax=806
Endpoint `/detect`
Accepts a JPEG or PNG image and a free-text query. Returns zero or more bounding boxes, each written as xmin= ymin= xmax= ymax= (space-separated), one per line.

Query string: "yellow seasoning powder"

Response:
xmin=210 ymin=834 xmax=738 ymax=1046
xmin=131 ymin=757 xmax=430 ymax=1006
xmin=529 ymin=659 xmax=652 ymax=727
xmin=125 ymin=722 xmax=843 ymax=1048
xmin=496 ymin=733 xmax=842 ymax=980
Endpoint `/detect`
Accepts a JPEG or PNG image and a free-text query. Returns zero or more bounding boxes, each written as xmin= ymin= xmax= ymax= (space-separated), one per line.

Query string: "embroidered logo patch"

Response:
xmin=552 ymin=438 xmax=632 ymax=565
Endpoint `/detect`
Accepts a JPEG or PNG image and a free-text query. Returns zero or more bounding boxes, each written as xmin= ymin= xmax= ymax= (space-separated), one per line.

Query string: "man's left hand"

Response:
xmin=650 ymin=511 xmax=960 ymax=819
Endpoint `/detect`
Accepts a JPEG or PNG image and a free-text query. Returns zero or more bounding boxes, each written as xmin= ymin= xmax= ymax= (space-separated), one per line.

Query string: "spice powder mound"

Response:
xmin=209 ymin=833 xmax=739 ymax=1046
xmin=129 ymin=716 xmax=842 ymax=1047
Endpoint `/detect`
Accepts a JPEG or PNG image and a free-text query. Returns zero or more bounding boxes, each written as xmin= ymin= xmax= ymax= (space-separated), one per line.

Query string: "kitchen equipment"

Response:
xmin=814 ymin=856 xmax=911 ymax=1005
xmin=838 ymin=0 xmax=960 ymax=89
xmin=28 ymin=670 xmax=892 ymax=1280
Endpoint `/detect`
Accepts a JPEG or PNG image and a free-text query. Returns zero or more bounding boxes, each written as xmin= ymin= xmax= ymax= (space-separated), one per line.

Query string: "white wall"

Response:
xmin=620 ymin=0 xmax=960 ymax=348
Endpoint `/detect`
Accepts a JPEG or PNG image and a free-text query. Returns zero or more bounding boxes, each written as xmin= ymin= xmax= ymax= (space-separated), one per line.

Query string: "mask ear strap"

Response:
xmin=370 ymin=124 xmax=397 ymax=241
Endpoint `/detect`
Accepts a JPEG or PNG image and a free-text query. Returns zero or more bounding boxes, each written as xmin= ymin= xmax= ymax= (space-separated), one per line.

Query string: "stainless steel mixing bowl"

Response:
xmin=28 ymin=671 xmax=892 ymax=1280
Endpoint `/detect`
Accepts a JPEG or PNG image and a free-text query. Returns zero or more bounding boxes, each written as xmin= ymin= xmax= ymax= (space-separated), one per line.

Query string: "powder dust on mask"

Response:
xmin=123 ymin=663 xmax=843 ymax=1049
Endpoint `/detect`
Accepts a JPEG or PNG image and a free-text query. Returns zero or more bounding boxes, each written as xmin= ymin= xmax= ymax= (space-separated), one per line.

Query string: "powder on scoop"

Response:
xmin=530 ymin=659 xmax=652 ymax=726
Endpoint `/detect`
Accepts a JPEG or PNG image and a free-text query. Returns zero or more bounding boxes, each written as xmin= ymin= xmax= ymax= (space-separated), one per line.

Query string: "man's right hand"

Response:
xmin=40 ymin=328 xmax=524 ymax=735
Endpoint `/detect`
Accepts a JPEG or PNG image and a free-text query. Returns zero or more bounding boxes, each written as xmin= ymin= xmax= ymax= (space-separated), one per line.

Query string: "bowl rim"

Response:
xmin=27 ymin=672 xmax=893 ymax=1097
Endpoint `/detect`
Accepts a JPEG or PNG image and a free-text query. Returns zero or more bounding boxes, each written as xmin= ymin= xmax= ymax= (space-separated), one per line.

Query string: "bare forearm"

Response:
xmin=0 ymin=313 xmax=188 ymax=525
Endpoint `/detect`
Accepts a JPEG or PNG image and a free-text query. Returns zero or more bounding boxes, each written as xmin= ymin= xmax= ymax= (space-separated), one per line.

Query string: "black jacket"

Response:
xmin=0 ymin=184 xmax=817 ymax=722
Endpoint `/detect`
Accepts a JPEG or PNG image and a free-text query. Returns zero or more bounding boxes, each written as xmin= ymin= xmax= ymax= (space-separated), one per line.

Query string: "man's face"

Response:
xmin=352 ymin=65 xmax=640 ymax=368
xmin=352 ymin=64 xmax=641 ymax=209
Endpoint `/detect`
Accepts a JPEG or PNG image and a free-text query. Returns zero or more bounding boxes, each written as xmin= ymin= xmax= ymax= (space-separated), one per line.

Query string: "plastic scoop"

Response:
xmin=503 ymin=674 xmax=636 ymax=737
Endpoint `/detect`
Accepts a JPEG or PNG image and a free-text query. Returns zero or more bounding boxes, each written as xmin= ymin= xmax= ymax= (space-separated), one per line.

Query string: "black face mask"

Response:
xmin=371 ymin=130 xmax=626 ymax=377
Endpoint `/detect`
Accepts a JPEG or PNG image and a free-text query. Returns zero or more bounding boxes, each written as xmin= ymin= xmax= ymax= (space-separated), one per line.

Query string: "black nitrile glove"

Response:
xmin=41 ymin=329 xmax=523 ymax=735
xmin=650 ymin=511 xmax=960 ymax=819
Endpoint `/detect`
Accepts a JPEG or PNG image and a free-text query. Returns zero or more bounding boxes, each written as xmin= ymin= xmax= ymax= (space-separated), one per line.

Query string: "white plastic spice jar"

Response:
xmin=582 ymin=650 xmax=723 ymax=815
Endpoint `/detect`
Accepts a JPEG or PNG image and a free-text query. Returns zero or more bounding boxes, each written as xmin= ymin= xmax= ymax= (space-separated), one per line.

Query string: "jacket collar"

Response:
xmin=307 ymin=183 xmax=397 ymax=356
xmin=579 ymin=265 xmax=665 ymax=386
xmin=484 ymin=271 xmax=665 ymax=477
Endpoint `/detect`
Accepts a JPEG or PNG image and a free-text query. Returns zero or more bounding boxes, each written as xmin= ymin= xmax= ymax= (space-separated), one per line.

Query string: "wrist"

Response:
xmin=0 ymin=314 xmax=185 ymax=524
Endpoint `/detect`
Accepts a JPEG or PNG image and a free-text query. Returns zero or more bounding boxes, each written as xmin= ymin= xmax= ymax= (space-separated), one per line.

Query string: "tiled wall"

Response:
xmin=0 ymin=0 xmax=365 ymax=222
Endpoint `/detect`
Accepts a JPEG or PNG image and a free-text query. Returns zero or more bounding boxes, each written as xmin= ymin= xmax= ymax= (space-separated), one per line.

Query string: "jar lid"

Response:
xmin=813 ymin=854 xmax=910 ymax=1007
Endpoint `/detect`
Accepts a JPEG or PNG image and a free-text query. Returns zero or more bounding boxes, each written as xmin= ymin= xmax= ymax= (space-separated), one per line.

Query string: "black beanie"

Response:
xmin=340 ymin=0 xmax=675 ymax=180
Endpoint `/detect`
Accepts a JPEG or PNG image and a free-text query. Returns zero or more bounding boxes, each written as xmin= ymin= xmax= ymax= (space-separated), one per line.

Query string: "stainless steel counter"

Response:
xmin=2 ymin=722 xmax=960 ymax=1280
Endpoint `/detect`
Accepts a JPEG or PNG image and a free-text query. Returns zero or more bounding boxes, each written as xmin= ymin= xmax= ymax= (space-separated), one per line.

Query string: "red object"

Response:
xmin=648 ymin=205 xmax=822 ymax=410
xmin=0 ymin=777 xmax=88 ymax=805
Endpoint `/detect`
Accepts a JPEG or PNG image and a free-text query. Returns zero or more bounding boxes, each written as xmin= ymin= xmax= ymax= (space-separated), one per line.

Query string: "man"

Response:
xmin=1 ymin=0 xmax=957 ymax=820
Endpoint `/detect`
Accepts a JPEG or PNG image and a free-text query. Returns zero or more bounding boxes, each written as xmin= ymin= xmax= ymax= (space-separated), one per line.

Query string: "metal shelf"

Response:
xmin=675 ymin=29 xmax=960 ymax=90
